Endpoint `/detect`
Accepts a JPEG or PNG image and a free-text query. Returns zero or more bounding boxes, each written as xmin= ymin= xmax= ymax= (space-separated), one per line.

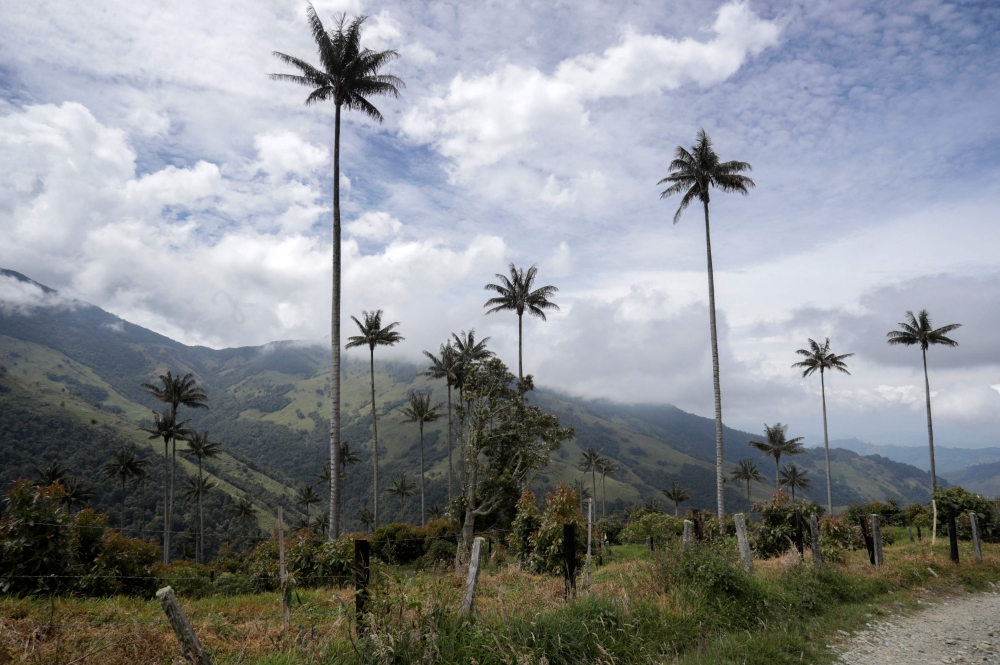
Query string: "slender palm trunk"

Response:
xmin=820 ymin=369 xmax=834 ymax=514
xmin=447 ymin=384 xmax=453 ymax=500
xmin=419 ymin=422 xmax=426 ymax=526
xmin=774 ymin=456 xmax=780 ymax=489
xmin=330 ymin=103 xmax=343 ymax=540
xmin=198 ymin=459 xmax=204 ymax=564
xmin=702 ymin=200 xmax=725 ymax=520
xmin=591 ymin=468 xmax=597 ymax=514
xmin=746 ymin=480 xmax=751 ymax=507
xmin=140 ymin=478 xmax=145 ymax=529
xmin=369 ymin=346 xmax=379 ymax=529
xmin=169 ymin=438 xmax=176 ymax=563
xmin=162 ymin=441 xmax=169 ymax=564
xmin=674 ymin=501 xmax=679 ymax=517
xmin=601 ymin=472 xmax=607 ymax=517
xmin=518 ymin=312 xmax=523 ymax=379
xmin=121 ymin=475 xmax=126 ymax=532
xmin=922 ymin=347 xmax=937 ymax=493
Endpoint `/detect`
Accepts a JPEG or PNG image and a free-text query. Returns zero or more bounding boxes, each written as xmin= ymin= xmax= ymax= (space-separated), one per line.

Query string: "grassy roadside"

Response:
xmin=1 ymin=538 xmax=998 ymax=664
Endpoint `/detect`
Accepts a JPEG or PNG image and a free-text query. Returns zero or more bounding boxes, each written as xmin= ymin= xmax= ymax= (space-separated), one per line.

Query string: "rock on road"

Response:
xmin=837 ymin=589 xmax=1000 ymax=664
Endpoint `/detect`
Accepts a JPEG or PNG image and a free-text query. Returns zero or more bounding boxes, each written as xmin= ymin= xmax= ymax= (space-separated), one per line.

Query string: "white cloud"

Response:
xmin=345 ymin=211 xmax=403 ymax=240
xmin=253 ymin=130 xmax=330 ymax=180
xmin=401 ymin=1 xmax=781 ymax=170
xmin=0 ymin=273 xmax=77 ymax=314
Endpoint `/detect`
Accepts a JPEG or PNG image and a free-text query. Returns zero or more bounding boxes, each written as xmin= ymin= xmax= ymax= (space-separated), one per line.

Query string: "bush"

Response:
xmin=620 ymin=513 xmax=683 ymax=545
xmin=155 ymin=560 xmax=213 ymax=599
xmin=0 ymin=481 xmax=77 ymax=596
xmin=654 ymin=541 xmax=751 ymax=600
xmin=594 ymin=516 xmax=624 ymax=545
xmin=932 ymin=487 xmax=999 ymax=542
xmin=81 ymin=531 xmax=160 ymax=597
xmin=750 ymin=492 xmax=824 ymax=559
xmin=817 ymin=515 xmax=862 ymax=563
xmin=421 ymin=539 xmax=457 ymax=567
xmin=287 ymin=533 xmax=353 ymax=587
xmin=510 ymin=491 xmax=541 ymax=563
xmin=372 ymin=522 xmax=427 ymax=564
xmin=527 ymin=483 xmax=585 ymax=574
xmin=844 ymin=499 xmax=904 ymax=527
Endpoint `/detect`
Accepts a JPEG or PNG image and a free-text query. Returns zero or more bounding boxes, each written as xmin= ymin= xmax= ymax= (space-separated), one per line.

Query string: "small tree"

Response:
xmin=661 ymin=482 xmax=691 ymax=516
xmin=295 ymin=485 xmax=323 ymax=522
xmin=779 ymin=464 xmax=811 ymax=502
xmin=102 ymin=447 xmax=144 ymax=530
xmin=731 ymin=458 xmax=764 ymax=508
xmin=749 ymin=423 xmax=805 ymax=488
xmin=386 ymin=474 xmax=418 ymax=519
xmin=230 ymin=497 xmax=257 ymax=549
xmin=183 ymin=431 xmax=221 ymax=564
xmin=400 ymin=390 xmax=443 ymax=525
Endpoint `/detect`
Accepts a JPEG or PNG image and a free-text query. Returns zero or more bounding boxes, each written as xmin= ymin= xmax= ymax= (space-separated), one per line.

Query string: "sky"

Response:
xmin=1 ymin=0 xmax=999 ymax=450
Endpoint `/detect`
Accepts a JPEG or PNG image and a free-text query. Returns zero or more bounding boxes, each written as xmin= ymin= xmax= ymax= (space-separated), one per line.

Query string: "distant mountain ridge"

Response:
xmin=831 ymin=438 xmax=1000 ymax=476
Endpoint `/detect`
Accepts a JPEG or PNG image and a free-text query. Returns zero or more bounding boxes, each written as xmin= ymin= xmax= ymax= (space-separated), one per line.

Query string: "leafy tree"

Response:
xmin=400 ymin=390 xmax=443 ymax=525
xmin=270 ymin=7 xmax=403 ymax=540
xmin=779 ymin=463 xmax=811 ymax=502
xmin=386 ymin=473 xmax=417 ymax=518
xmin=423 ymin=342 xmax=460 ymax=499
xmin=101 ymin=447 xmax=144 ymax=530
xmin=886 ymin=309 xmax=961 ymax=493
xmin=597 ymin=456 xmax=616 ymax=517
xmin=230 ymin=497 xmax=257 ymax=549
xmin=295 ymin=485 xmax=323 ymax=522
xmin=346 ymin=309 xmax=403 ymax=529
xmin=661 ymin=482 xmax=691 ymax=516
xmin=141 ymin=372 xmax=207 ymax=563
xmin=793 ymin=337 xmax=853 ymax=514
xmin=730 ymin=458 xmax=764 ymax=508
xmin=140 ymin=409 xmax=192 ymax=563
xmin=749 ymin=423 xmax=805 ymax=488
xmin=0 ymin=481 xmax=77 ymax=596
xmin=483 ymin=263 xmax=559 ymax=379
xmin=579 ymin=446 xmax=602 ymax=514
xmin=183 ymin=430 xmax=221 ymax=563
xmin=455 ymin=358 xmax=573 ymax=558
xmin=658 ymin=129 xmax=754 ymax=520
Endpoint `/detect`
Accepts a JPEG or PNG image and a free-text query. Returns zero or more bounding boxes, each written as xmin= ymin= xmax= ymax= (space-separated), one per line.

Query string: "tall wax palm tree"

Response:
xmin=387 ymin=473 xmax=417 ymax=519
xmin=749 ymin=423 xmax=805 ymax=488
xmin=483 ymin=263 xmax=559 ymax=379
xmin=452 ymin=329 xmax=493 ymax=366
xmin=230 ymin=497 xmax=257 ymax=549
xmin=102 ymin=447 xmax=143 ymax=530
xmin=141 ymin=372 xmax=207 ymax=563
xmin=295 ymin=485 xmax=323 ymax=522
xmin=134 ymin=465 xmax=151 ymax=530
xmin=357 ymin=507 xmax=375 ymax=534
xmin=579 ymin=447 xmax=603 ymax=513
xmin=659 ymin=129 xmax=754 ymax=520
xmin=346 ymin=309 xmax=403 ymax=529
xmin=314 ymin=441 xmax=361 ymax=526
xmin=183 ymin=431 xmax=222 ymax=564
xmin=792 ymin=338 xmax=853 ymax=514
xmin=730 ymin=458 xmax=764 ymax=508
xmin=887 ymin=309 xmax=961 ymax=493
xmin=140 ymin=409 xmax=192 ymax=563
xmin=661 ymin=482 xmax=690 ymax=516
xmin=779 ymin=464 xmax=811 ymax=502
xmin=597 ymin=457 xmax=616 ymax=517
xmin=271 ymin=7 xmax=403 ymax=540
xmin=423 ymin=343 xmax=460 ymax=499
xmin=425 ymin=505 xmax=444 ymax=521
xmin=400 ymin=390 xmax=443 ymax=526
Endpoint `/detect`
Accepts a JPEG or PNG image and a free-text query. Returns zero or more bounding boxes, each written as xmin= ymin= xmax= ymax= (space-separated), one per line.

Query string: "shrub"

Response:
xmin=750 ymin=492 xmax=824 ymax=559
xmin=817 ymin=515 xmax=862 ymax=563
xmin=420 ymin=539 xmax=457 ymax=567
xmin=81 ymin=531 xmax=160 ymax=597
xmin=654 ymin=541 xmax=751 ymax=600
xmin=933 ymin=486 xmax=999 ymax=541
xmin=155 ymin=560 xmax=213 ymax=599
xmin=0 ymin=481 xmax=78 ymax=596
xmin=593 ymin=516 xmax=624 ymax=545
xmin=527 ymin=483 xmax=585 ymax=574
xmin=620 ymin=513 xmax=683 ymax=545
xmin=372 ymin=522 xmax=427 ymax=564
xmin=287 ymin=533 xmax=353 ymax=587
xmin=510 ymin=491 xmax=541 ymax=563
xmin=844 ymin=499 xmax=904 ymax=527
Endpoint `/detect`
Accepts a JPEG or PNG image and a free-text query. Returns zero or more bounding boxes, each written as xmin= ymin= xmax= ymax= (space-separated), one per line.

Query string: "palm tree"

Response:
xmin=63 ymin=478 xmax=95 ymax=513
xmin=423 ymin=342 xmax=460 ymax=499
xmin=579 ymin=447 xmax=602 ymax=513
xmin=400 ymin=390 xmax=443 ymax=526
xmin=661 ymin=482 xmax=691 ymax=516
xmin=141 ymin=372 xmax=208 ymax=563
xmin=33 ymin=460 xmax=70 ymax=486
xmin=779 ymin=464 xmax=811 ymax=502
xmin=357 ymin=507 xmax=375 ymax=534
xmin=386 ymin=473 xmax=417 ymax=519
xmin=572 ymin=478 xmax=594 ymax=510
xmin=658 ymin=129 xmax=754 ymax=520
xmin=346 ymin=309 xmax=403 ymax=529
xmin=102 ymin=447 xmax=143 ymax=530
xmin=426 ymin=505 xmax=444 ymax=521
xmin=730 ymin=458 xmax=764 ymax=508
xmin=295 ymin=485 xmax=323 ymax=522
xmin=183 ymin=431 xmax=221 ymax=564
xmin=452 ymin=329 xmax=493 ymax=366
xmin=483 ymin=263 xmax=559 ymax=379
xmin=134 ymin=465 xmax=151 ymax=530
xmin=183 ymin=476 xmax=217 ymax=507
xmin=793 ymin=338 xmax=853 ymax=514
xmin=597 ymin=456 xmax=616 ymax=517
xmin=230 ymin=497 xmax=257 ymax=549
xmin=271 ymin=7 xmax=403 ymax=540
xmin=887 ymin=310 xmax=961 ymax=493
xmin=749 ymin=423 xmax=805 ymax=488
xmin=140 ymin=409 xmax=193 ymax=563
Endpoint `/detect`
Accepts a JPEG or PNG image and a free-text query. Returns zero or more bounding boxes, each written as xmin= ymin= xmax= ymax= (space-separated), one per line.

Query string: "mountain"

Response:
xmin=1 ymin=269 xmax=939 ymax=540
xmin=831 ymin=438 xmax=1000 ymax=477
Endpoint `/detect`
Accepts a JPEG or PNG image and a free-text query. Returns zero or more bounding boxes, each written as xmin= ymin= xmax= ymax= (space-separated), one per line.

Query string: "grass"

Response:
xmin=2 ymin=537 xmax=999 ymax=664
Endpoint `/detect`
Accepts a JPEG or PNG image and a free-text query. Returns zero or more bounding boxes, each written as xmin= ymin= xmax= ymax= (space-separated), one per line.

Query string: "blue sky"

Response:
xmin=1 ymin=0 xmax=998 ymax=450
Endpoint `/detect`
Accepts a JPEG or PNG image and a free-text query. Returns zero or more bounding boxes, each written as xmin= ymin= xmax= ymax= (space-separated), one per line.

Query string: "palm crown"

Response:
xmin=400 ymin=391 xmax=443 ymax=427
xmin=484 ymin=263 xmax=559 ymax=320
xmin=731 ymin=457 xmax=764 ymax=506
xmin=346 ymin=309 xmax=404 ymax=351
xmin=141 ymin=372 xmax=209 ymax=413
xmin=658 ymin=129 xmax=755 ymax=224
xmin=887 ymin=310 xmax=961 ymax=351
xmin=661 ymin=482 xmax=691 ymax=516
xmin=792 ymin=338 xmax=854 ymax=377
xmin=779 ymin=463 xmax=811 ymax=502
xmin=749 ymin=422 xmax=805 ymax=487
xmin=184 ymin=431 xmax=222 ymax=462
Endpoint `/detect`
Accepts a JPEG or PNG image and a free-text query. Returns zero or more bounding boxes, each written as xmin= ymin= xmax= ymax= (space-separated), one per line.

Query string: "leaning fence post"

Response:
xmin=563 ymin=523 xmax=576 ymax=601
xmin=278 ymin=506 xmax=288 ymax=630
xmin=682 ymin=520 xmax=693 ymax=550
xmin=734 ymin=513 xmax=753 ymax=573
xmin=793 ymin=508 xmax=804 ymax=561
xmin=459 ymin=536 xmax=485 ymax=615
xmin=870 ymin=514 xmax=883 ymax=567
xmin=809 ymin=514 xmax=823 ymax=566
xmin=932 ymin=499 xmax=938 ymax=546
xmin=948 ymin=508 xmax=959 ymax=563
xmin=859 ymin=516 xmax=875 ymax=565
xmin=156 ymin=586 xmax=212 ymax=665
xmin=970 ymin=513 xmax=983 ymax=562
xmin=354 ymin=539 xmax=370 ymax=630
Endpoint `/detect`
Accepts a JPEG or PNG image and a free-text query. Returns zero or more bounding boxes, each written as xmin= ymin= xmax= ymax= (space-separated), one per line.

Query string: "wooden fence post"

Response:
xmin=645 ymin=536 xmax=653 ymax=552
xmin=970 ymin=513 xmax=983 ymax=562
xmin=354 ymin=539 xmax=370 ymax=629
xmin=932 ymin=499 xmax=938 ymax=546
xmin=563 ymin=523 xmax=576 ymax=601
xmin=858 ymin=516 xmax=875 ymax=565
xmin=793 ymin=508 xmax=804 ymax=561
xmin=586 ymin=499 xmax=593 ymax=590
xmin=907 ymin=526 xmax=915 ymax=543
xmin=156 ymin=586 xmax=212 ymax=665
xmin=692 ymin=509 xmax=703 ymax=541
xmin=948 ymin=508 xmax=959 ymax=563
xmin=870 ymin=514 xmax=883 ymax=567
xmin=734 ymin=513 xmax=753 ymax=573
xmin=459 ymin=537 xmax=485 ymax=615
xmin=278 ymin=506 xmax=288 ymax=630
xmin=809 ymin=514 xmax=823 ymax=566
xmin=917 ymin=525 xmax=922 ymax=541
xmin=682 ymin=520 xmax=693 ymax=550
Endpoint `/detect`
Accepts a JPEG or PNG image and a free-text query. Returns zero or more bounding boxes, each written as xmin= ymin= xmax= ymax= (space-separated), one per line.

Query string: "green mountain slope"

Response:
xmin=0 ymin=268 xmax=938 ymax=534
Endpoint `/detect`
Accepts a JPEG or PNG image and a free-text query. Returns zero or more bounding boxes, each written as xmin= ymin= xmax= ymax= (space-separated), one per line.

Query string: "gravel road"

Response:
xmin=836 ymin=589 xmax=1000 ymax=664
